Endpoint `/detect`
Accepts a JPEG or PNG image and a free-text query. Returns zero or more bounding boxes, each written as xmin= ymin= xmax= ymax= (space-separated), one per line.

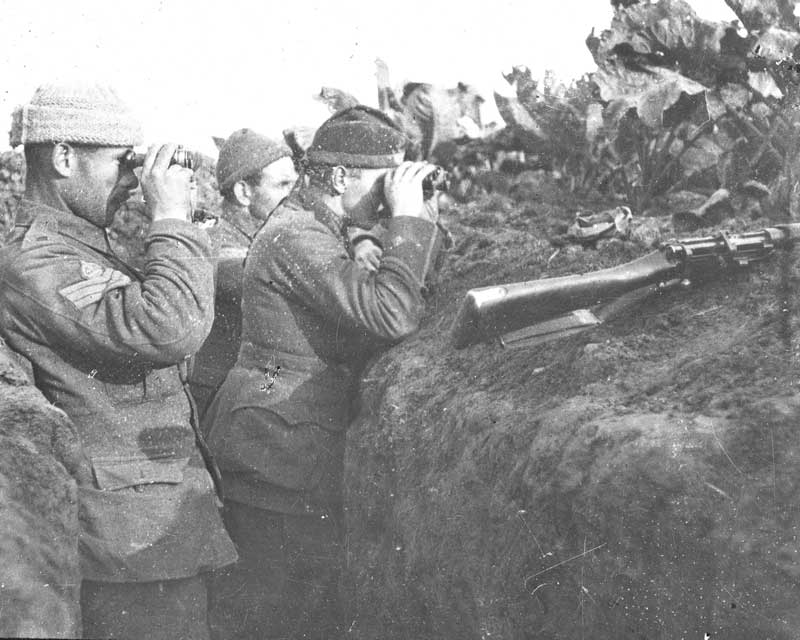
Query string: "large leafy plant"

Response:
xmin=500 ymin=0 xmax=800 ymax=214
xmin=593 ymin=0 xmax=799 ymax=211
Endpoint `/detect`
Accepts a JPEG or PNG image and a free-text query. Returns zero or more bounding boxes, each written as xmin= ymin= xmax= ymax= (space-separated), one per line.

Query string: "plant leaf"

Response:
xmin=748 ymin=71 xmax=784 ymax=98
xmin=723 ymin=0 xmax=798 ymax=33
xmin=594 ymin=64 xmax=708 ymax=128
xmin=493 ymin=93 xmax=549 ymax=139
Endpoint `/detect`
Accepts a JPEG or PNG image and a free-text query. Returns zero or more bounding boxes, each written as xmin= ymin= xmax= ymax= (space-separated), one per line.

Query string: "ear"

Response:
xmin=51 ymin=142 xmax=75 ymax=178
xmin=232 ymin=180 xmax=252 ymax=207
xmin=330 ymin=166 xmax=347 ymax=195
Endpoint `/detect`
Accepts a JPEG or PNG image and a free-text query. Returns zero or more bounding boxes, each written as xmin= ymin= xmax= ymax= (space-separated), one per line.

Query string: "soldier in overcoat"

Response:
xmin=0 ymin=83 xmax=237 ymax=639
xmin=203 ymin=106 xmax=443 ymax=639
xmin=189 ymin=129 xmax=297 ymax=416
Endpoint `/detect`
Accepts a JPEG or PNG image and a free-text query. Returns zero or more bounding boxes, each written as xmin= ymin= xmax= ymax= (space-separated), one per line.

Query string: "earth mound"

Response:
xmin=344 ymin=184 xmax=800 ymax=639
xmin=0 ymin=343 xmax=84 ymax=638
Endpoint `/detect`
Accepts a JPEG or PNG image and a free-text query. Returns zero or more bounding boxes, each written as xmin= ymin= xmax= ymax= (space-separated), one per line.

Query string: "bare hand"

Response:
xmin=353 ymin=238 xmax=383 ymax=273
xmin=140 ymin=144 xmax=194 ymax=222
xmin=383 ymin=161 xmax=439 ymax=221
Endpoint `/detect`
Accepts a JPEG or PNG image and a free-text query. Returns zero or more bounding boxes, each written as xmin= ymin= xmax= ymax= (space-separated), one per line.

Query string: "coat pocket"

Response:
xmin=90 ymin=454 xmax=190 ymax=490
xmin=212 ymin=406 xmax=344 ymax=493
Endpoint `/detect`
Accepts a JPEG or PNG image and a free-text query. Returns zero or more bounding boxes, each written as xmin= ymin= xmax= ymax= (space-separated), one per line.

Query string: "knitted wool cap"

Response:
xmin=216 ymin=128 xmax=293 ymax=193
xmin=9 ymin=83 xmax=144 ymax=147
xmin=306 ymin=105 xmax=408 ymax=168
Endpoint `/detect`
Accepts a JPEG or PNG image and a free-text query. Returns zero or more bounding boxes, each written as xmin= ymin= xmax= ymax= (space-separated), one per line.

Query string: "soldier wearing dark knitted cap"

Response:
xmin=189 ymin=129 xmax=297 ymax=416
xmin=0 ymin=82 xmax=236 ymax=639
xmin=215 ymin=127 xmax=297 ymax=227
xmin=203 ymin=105 xmax=445 ymax=639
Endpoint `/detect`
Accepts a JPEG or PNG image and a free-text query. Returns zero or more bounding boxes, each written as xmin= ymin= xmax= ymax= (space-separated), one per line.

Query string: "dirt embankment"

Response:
xmin=0 ymin=344 xmax=83 ymax=638
xmin=345 ymin=177 xmax=800 ymax=639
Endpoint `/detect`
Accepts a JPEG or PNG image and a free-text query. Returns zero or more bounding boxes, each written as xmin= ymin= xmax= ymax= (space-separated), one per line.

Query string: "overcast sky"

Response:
xmin=1 ymin=0 xmax=738 ymax=156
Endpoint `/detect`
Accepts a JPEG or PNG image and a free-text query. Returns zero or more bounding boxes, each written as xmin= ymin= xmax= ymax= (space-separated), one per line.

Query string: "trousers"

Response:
xmin=80 ymin=574 xmax=210 ymax=640
xmin=208 ymin=500 xmax=344 ymax=640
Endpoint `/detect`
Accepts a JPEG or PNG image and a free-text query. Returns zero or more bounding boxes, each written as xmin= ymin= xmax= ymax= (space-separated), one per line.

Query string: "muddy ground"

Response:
xmin=344 ymin=175 xmax=800 ymax=639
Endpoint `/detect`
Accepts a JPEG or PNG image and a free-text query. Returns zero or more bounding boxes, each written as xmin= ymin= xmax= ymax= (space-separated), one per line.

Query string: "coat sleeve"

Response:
xmin=0 ymin=219 xmax=215 ymax=368
xmin=253 ymin=215 xmax=437 ymax=342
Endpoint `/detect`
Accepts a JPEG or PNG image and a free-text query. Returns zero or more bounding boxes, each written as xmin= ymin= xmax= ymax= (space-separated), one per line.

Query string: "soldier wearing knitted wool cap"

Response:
xmin=214 ymin=127 xmax=298 ymax=242
xmin=0 ymin=83 xmax=236 ymax=640
xmin=203 ymin=105 xmax=445 ymax=639
xmin=189 ymin=129 xmax=298 ymax=416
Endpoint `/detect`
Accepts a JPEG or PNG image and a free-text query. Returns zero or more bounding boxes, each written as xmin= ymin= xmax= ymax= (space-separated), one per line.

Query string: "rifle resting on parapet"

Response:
xmin=450 ymin=224 xmax=800 ymax=350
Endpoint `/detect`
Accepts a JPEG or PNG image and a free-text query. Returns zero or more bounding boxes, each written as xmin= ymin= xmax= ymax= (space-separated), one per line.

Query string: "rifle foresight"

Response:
xmin=450 ymin=223 xmax=800 ymax=349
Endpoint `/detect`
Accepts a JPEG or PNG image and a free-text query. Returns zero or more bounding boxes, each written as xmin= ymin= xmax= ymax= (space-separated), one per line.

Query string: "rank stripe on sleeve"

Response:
xmin=58 ymin=261 xmax=132 ymax=310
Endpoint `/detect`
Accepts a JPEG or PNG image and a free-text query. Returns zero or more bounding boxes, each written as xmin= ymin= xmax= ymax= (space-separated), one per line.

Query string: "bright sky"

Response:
xmin=1 ymin=0 xmax=738 ymax=156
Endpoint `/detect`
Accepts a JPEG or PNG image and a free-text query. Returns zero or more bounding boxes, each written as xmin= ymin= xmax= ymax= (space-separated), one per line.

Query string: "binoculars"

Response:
xmin=121 ymin=147 xmax=215 ymax=225
xmin=422 ymin=166 xmax=450 ymax=199
xmin=122 ymin=147 xmax=195 ymax=171
xmin=375 ymin=165 xmax=450 ymax=219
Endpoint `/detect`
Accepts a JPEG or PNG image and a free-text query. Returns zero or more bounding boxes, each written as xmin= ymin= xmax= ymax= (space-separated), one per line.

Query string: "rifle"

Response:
xmin=451 ymin=223 xmax=800 ymax=349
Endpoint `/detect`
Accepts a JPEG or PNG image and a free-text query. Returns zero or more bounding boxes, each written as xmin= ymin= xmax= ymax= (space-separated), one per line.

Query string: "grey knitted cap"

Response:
xmin=216 ymin=128 xmax=293 ymax=193
xmin=9 ymin=82 xmax=144 ymax=147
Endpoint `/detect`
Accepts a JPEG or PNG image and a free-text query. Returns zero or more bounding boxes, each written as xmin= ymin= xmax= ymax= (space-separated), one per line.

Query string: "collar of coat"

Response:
xmin=17 ymin=199 xmax=110 ymax=253
xmin=289 ymin=188 xmax=349 ymax=240
xmin=219 ymin=203 xmax=262 ymax=243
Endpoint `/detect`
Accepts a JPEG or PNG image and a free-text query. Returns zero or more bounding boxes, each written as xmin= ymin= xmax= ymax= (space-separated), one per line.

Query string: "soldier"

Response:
xmin=191 ymin=128 xmax=387 ymax=416
xmin=0 ymin=83 xmax=237 ymax=639
xmin=203 ymin=106 xmax=443 ymax=639
xmin=189 ymin=129 xmax=297 ymax=416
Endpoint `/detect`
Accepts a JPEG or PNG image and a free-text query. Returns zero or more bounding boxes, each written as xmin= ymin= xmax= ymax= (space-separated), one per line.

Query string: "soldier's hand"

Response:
xmin=353 ymin=238 xmax=383 ymax=273
xmin=384 ymin=161 xmax=439 ymax=222
xmin=139 ymin=144 xmax=194 ymax=223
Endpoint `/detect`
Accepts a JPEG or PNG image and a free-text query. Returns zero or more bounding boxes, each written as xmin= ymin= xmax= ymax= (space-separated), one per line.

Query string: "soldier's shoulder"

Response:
xmin=208 ymin=218 xmax=246 ymax=251
xmin=1 ymin=225 xmax=77 ymax=272
xmin=255 ymin=202 xmax=318 ymax=243
xmin=0 ymin=229 xmax=103 ymax=296
xmin=249 ymin=209 xmax=333 ymax=273
xmin=269 ymin=198 xmax=316 ymax=226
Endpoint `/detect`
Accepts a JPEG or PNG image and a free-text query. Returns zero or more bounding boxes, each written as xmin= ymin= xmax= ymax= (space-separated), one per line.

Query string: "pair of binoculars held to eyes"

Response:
xmin=121 ymin=147 xmax=217 ymax=225
xmin=421 ymin=166 xmax=450 ymax=199
xmin=121 ymin=147 xmax=196 ymax=171
xmin=122 ymin=148 xmax=448 ymax=199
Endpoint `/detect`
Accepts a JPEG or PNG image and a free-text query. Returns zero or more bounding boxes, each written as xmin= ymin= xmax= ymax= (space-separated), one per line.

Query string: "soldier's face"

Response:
xmin=249 ymin=156 xmax=298 ymax=221
xmin=71 ymin=146 xmax=139 ymax=227
xmin=342 ymin=167 xmax=390 ymax=228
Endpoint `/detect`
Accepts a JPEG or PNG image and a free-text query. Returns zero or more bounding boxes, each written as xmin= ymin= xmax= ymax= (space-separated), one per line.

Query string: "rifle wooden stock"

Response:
xmin=451 ymin=251 xmax=678 ymax=349
xmin=450 ymin=223 xmax=800 ymax=349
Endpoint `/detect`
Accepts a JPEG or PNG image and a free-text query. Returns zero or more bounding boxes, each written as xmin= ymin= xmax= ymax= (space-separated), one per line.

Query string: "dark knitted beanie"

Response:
xmin=306 ymin=105 xmax=408 ymax=168
xmin=216 ymin=128 xmax=292 ymax=193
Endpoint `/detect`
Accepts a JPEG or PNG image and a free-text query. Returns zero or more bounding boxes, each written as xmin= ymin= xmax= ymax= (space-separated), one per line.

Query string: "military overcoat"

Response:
xmin=0 ymin=201 xmax=237 ymax=582
xmin=203 ymin=189 xmax=438 ymax=514
xmin=189 ymin=208 xmax=261 ymax=416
